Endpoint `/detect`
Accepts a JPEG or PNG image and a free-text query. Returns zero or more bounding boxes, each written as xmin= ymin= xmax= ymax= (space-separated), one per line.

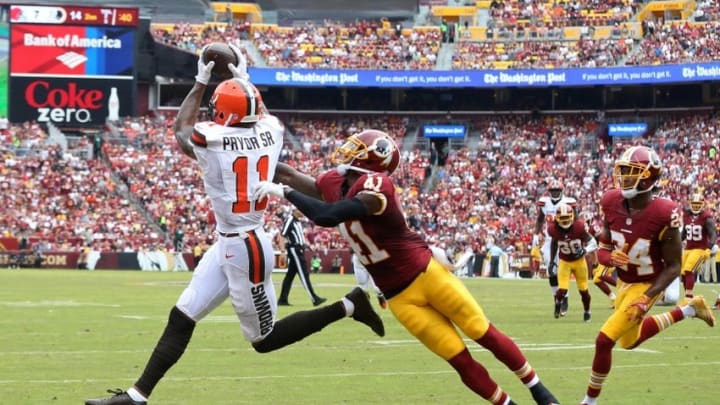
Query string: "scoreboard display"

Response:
xmin=8 ymin=4 xmax=138 ymax=126
xmin=9 ymin=5 xmax=138 ymax=26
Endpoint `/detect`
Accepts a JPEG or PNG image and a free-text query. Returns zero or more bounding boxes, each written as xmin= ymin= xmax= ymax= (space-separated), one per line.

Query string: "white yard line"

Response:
xmin=3 ymin=360 xmax=720 ymax=385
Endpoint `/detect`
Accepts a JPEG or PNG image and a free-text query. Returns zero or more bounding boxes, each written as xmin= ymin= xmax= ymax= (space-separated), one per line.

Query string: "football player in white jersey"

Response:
xmin=86 ymin=46 xmax=384 ymax=405
xmin=532 ymin=180 xmax=577 ymax=317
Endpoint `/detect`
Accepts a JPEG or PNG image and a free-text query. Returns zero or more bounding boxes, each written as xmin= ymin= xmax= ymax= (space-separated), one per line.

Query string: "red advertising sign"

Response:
xmin=11 ymin=24 xmax=135 ymax=77
xmin=10 ymin=76 xmax=133 ymax=125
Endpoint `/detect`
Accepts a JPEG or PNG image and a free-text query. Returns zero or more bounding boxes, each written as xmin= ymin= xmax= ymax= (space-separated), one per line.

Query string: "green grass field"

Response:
xmin=0 ymin=270 xmax=718 ymax=405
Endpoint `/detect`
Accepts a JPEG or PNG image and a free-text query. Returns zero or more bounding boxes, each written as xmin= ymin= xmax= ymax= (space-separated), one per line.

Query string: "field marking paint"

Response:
xmin=0 ymin=300 xmax=120 ymax=308
xmin=375 ymin=339 xmax=661 ymax=353
xmin=115 ymin=315 xmax=240 ymax=322
xmin=2 ymin=361 xmax=720 ymax=385
xmin=0 ymin=340 xmax=662 ymax=356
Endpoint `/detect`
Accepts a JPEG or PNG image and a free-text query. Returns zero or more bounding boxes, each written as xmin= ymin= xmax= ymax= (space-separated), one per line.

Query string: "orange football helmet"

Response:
xmin=689 ymin=192 xmax=704 ymax=214
xmin=331 ymin=129 xmax=400 ymax=175
xmin=208 ymin=77 xmax=263 ymax=126
xmin=555 ymin=203 xmax=574 ymax=229
xmin=613 ymin=146 xmax=662 ymax=199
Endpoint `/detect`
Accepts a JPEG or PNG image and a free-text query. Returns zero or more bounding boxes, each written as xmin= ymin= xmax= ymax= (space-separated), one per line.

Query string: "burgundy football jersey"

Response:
xmin=601 ymin=189 xmax=681 ymax=283
xmin=316 ymin=169 xmax=346 ymax=202
xmin=547 ymin=220 xmax=589 ymax=261
xmin=683 ymin=209 xmax=712 ymax=250
xmin=316 ymin=170 xmax=431 ymax=294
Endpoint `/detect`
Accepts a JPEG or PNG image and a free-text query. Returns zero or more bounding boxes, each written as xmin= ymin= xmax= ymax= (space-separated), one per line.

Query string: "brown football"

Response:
xmin=201 ymin=42 xmax=238 ymax=80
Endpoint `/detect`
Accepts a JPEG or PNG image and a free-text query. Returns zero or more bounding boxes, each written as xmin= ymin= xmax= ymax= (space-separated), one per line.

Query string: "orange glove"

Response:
xmin=610 ymin=249 xmax=630 ymax=266
xmin=625 ymin=294 xmax=651 ymax=323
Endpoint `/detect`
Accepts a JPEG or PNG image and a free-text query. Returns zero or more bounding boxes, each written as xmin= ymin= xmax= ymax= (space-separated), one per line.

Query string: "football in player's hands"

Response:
xmin=201 ymin=42 xmax=238 ymax=80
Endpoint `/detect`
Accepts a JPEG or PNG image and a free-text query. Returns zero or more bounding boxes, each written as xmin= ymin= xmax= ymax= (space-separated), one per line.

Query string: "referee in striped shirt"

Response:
xmin=277 ymin=209 xmax=326 ymax=306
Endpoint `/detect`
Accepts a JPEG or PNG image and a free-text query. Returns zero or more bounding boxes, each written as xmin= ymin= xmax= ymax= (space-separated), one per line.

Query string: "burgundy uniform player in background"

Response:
xmin=255 ymin=130 xmax=560 ymax=405
xmin=680 ymin=191 xmax=717 ymax=299
xmin=580 ymin=146 xmax=715 ymax=405
xmin=548 ymin=203 xmax=596 ymax=321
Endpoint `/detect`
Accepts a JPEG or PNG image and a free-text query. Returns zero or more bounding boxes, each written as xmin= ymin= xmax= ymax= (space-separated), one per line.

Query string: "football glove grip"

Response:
xmin=547 ymin=260 xmax=557 ymax=276
xmin=252 ymin=181 xmax=286 ymax=201
xmin=227 ymin=43 xmax=249 ymax=81
xmin=610 ymin=249 xmax=630 ymax=266
xmin=625 ymin=294 xmax=651 ymax=322
xmin=195 ymin=45 xmax=215 ymax=85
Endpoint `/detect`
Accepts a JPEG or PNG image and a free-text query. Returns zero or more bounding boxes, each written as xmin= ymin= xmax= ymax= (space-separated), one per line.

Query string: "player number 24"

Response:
xmin=609 ymin=231 xmax=653 ymax=275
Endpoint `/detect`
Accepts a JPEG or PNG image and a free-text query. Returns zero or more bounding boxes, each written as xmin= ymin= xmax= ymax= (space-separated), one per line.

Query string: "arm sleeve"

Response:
xmin=597 ymin=247 xmax=613 ymax=266
xmin=285 ymin=190 xmax=368 ymax=227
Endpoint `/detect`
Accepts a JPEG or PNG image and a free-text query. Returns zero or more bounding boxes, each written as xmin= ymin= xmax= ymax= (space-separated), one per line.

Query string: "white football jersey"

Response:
xmin=191 ymin=115 xmax=284 ymax=234
xmin=537 ymin=195 xmax=577 ymax=237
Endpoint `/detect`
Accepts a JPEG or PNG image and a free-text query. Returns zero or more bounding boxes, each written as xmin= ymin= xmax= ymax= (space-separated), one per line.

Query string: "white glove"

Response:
xmin=195 ymin=45 xmax=215 ymax=85
xmin=252 ymin=181 xmax=285 ymax=201
xmin=227 ymin=43 xmax=249 ymax=80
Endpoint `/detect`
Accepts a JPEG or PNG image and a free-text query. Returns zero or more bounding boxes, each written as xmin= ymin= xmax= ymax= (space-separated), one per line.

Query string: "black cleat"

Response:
xmin=583 ymin=311 xmax=591 ymax=322
xmin=312 ymin=297 xmax=327 ymax=306
xmin=85 ymin=389 xmax=146 ymax=405
xmin=277 ymin=300 xmax=291 ymax=306
xmin=560 ymin=296 xmax=569 ymax=317
xmin=530 ymin=382 xmax=561 ymax=405
xmin=346 ymin=287 xmax=385 ymax=337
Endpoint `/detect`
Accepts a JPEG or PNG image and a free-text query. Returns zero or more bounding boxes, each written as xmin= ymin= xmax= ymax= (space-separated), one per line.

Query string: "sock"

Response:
xmin=126 ymin=387 xmax=147 ymax=402
xmin=580 ymin=289 xmax=591 ymax=312
xmin=475 ymin=324 xmax=532 ymax=381
xmin=448 ymin=348 xmax=507 ymax=403
xmin=681 ymin=303 xmax=696 ymax=318
xmin=595 ymin=281 xmax=612 ymax=296
xmin=341 ymin=297 xmax=354 ymax=316
xmin=134 ymin=306 xmax=196 ymax=397
xmin=581 ymin=394 xmax=598 ymax=405
xmin=683 ymin=272 xmax=695 ymax=295
xmin=252 ymin=302 xmax=345 ymax=353
xmin=587 ymin=333 xmax=614 ymax=398
xmin=629 ymin=308 xmax=684 ymax=348
xmin=601 ymin=274 xmax=617 ymax=286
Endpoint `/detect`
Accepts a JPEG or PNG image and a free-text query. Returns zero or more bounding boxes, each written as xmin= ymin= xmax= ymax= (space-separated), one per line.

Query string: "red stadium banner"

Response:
xmin=0 ymin=237 xmax=19 ymax=250
xmin=10 ymin=24 xmax=135 ymax=77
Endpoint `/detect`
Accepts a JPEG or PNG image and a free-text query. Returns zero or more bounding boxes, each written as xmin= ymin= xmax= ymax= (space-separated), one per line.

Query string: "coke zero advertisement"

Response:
xmin=9 ymin=76 xmax=133 ymax=125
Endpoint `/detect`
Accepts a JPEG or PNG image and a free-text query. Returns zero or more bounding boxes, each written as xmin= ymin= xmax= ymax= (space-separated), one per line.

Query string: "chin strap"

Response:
xmin=336 ymin=164 xmax=351 ymax=176
xmin=336 ymin=163 xmax=376 ymax=176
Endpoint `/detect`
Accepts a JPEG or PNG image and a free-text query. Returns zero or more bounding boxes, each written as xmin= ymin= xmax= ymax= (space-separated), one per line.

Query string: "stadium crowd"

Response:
xmin=252 ymin=21 xmax=441 ymax=70
xmin=626 ymin=20 xmax=720 ymax=65
xmin=3 ymin=4 xmax=720 ymax=263
xmin=146 ymin=5 xmax=720 ymax=71
xmin=488 ymin=0 xmax=642 ymax=29
xmin=3 ymin=111 xmax=718 ymax=265
xmin=152 ymin=21 xmax=255 ymax=65
xmin=452 ymin=38 xmax=632 ymax=69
